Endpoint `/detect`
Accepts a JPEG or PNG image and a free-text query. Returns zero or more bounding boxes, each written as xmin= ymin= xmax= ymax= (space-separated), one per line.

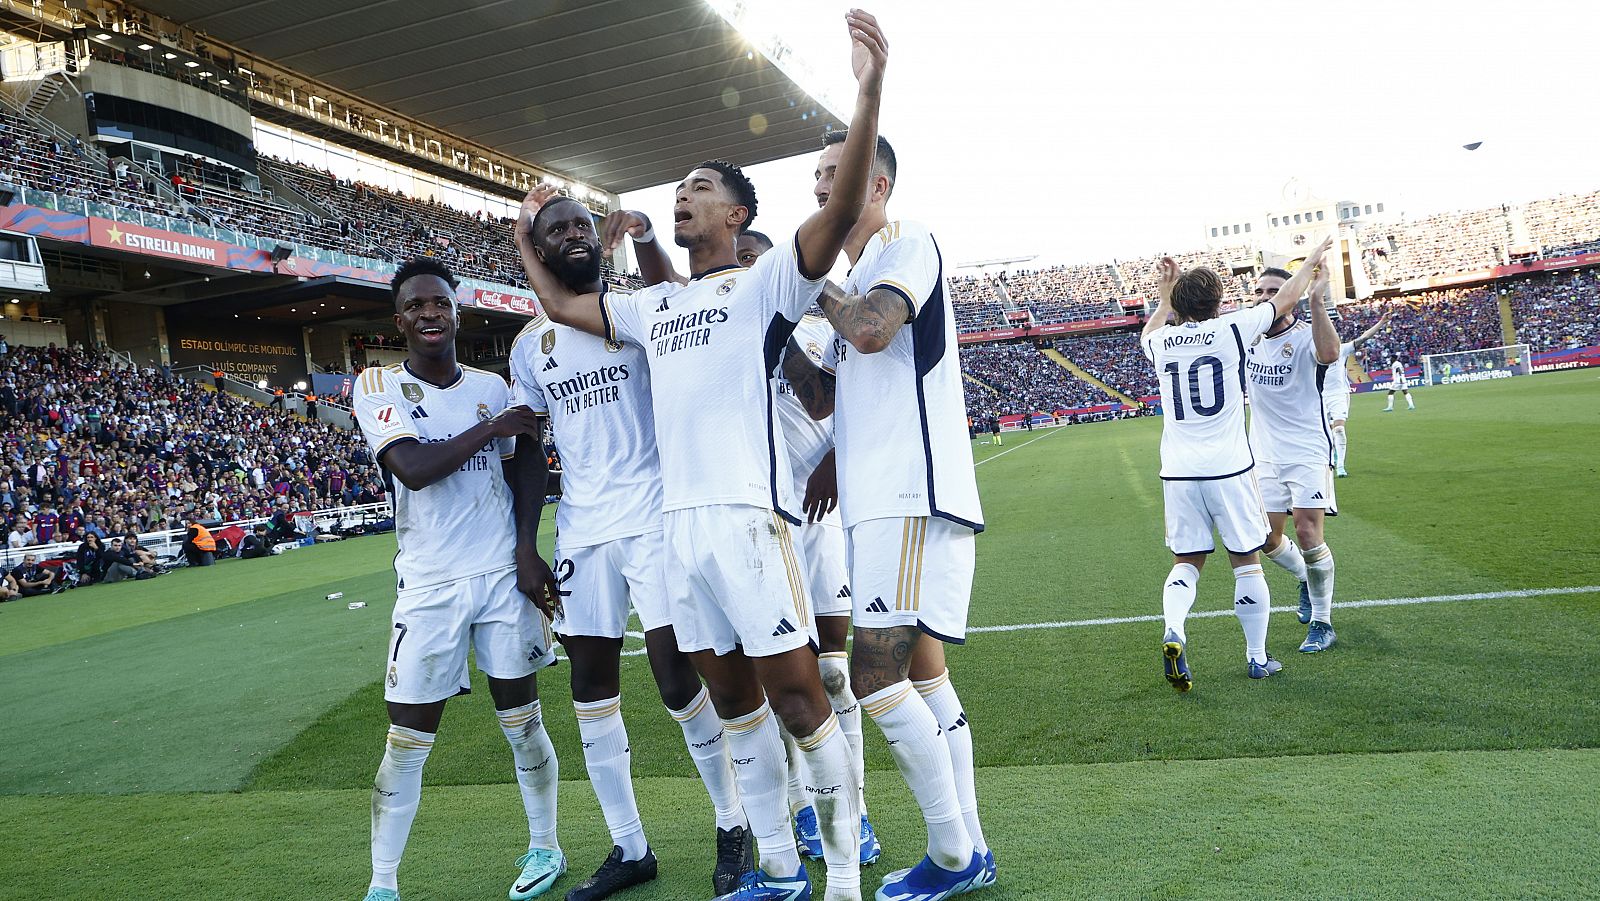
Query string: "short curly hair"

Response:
xmin=696 ymin=159 xmax=758 ymax=231
xmin=390 ymin=257 xmax=459 ymax=306
xmin=1171 ymin=268 xmax=1224 ymax=322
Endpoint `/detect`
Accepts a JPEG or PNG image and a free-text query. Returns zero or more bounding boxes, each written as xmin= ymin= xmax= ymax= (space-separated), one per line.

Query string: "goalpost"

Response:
xmin=1422 ymin=343 xmax=1533 ymax=387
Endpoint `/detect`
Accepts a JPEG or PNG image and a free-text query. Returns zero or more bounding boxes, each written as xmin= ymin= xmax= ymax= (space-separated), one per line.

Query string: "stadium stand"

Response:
xmin=0 ymin=110 xmax=175 ymax=217
xmin=960 ymin=343 xmax=1117 ymax=416
xmin=1333 ymin=286 xmax=1504 ymax=365
xmin=1508 ymin=269 xmax=1600 ymax=352
xmin=1054 ymin=333 xmax=1160 ymax=401
xmin=948 ymin=274 xmax=1007 ymax=331
xmin=0 ymin=344 xmax=385 ymax=555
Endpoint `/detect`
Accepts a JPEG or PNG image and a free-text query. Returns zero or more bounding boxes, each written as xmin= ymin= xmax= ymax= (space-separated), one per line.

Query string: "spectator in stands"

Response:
xmin=9 ymin=553 xmax=59 ymax=596
xmin=239 ymin=523 xmax=273 ymax=559
xmin=8 ymin=518 xmax=33 ymax=549
xmin=183 ymin=519 xmax=216 ymax=567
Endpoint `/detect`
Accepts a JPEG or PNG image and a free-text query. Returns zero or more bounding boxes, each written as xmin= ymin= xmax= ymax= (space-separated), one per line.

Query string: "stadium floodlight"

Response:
xmin=137 ymin=43 xmax=153 ymax=50
xmin=163 ymin=52 xmax=177 ymax=59
xmin=95 ymin=33 xmax=112 ymax=40
xmin=184 ymin=60 xmax=199 ymax=68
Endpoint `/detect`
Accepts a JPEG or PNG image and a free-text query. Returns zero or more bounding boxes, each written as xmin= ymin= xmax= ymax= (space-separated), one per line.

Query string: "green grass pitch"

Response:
xmin=3 ymin=369 xmax=1597 ymax=900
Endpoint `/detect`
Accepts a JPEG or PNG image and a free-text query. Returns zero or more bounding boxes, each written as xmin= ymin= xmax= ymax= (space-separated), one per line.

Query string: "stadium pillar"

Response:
xmin=1497 ymin=291 xmax=1517 ymax=346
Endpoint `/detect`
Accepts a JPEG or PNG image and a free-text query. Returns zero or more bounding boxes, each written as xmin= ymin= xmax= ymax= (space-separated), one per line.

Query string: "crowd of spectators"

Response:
xmin=1055 ymin=333 xmax=1160 ymax=400
xmin=0 ymin=343 xmax=386 ymax=589
xmin=1521 ymin=190 xmax=1600 ymax=264
xmin=947 ymin=274 xmax=1007 ymax=332
xmin=960 ymin=343 xmax=1116 ymax=416
xmin=0 ymin=111 xmax=175 ymax=217
xmin=1364 ymin=206 xmax=1510 ymax=284
xmin=1507 ymin=269 xmax=1600 ymax=352
xmin=1331 ymin=286 xmax=1503 ymax=366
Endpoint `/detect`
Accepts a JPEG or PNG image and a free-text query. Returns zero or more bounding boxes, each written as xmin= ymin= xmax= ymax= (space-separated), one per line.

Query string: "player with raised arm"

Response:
xmin=355 ymin=259 xmax=563 ymax=901
xmin=736 ymin=229 xmax=881 ymax=870
xmin=810 ymin=129 xmax=990 ymax=899
xmin=1384 ymin=355 xmax=1416 ymax=411
xmin=1324 ymin=312 xmax=1388 ymax=477
xmin=1141 ymin=236 xmax=1332 ymax=690
xmin=1246 ymin=263 xmax=1341 ymax=654
xmin=508 ymin=195 xmax=753 ymax=901
xmin=516 ymin=12 xmax=889 ymax=901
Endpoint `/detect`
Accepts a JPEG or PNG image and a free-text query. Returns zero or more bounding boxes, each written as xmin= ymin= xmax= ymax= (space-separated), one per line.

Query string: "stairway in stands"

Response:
xmin=1041 ymin=346 xmax=1139 ymax=406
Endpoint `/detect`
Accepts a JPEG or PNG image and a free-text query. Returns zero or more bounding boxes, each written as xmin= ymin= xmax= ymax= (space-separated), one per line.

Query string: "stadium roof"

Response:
xmin=134 ymin=0 xmax=847 ymax=194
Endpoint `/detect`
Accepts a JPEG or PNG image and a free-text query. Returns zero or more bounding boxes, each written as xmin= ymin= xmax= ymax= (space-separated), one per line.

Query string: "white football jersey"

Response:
xmin=774 ymin=314 xmax=840 ymax=527
xmin=354 ymin=363 xmax=516 ymax=592
xmin=1141 ymin=303 xmax=1277 ymax=479
xmin=825 ymin=219 xmax=983 ymax=531
xmin=1391 ymin=360 xmax=1406 ymax=385
xmin=1321 ymin=341 xmax=1356 ymax=404
xmin=601 ymin=235 xmax=823 ymax=520
xmin=1246 ymin=320 xmax=1335 ymax=465
xmin=509 ymin=312 xmax=662 ymax=548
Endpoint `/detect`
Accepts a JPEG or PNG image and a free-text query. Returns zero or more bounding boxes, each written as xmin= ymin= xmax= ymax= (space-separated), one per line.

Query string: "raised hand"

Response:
xmin=515 ymin=183 xmax=562 ymax=239
xmin=601 ymin=210 xmax=652 ymax=254
xmin=1304 ymin=234 xmax=1335 ymax=270
xmin=1156 ymin=256 xmax=1180 ymax=301
xmin=847 ymin=9 xmax=888 ymax=95
xmin=1309 ymin=266 xmax=1330 ymax=303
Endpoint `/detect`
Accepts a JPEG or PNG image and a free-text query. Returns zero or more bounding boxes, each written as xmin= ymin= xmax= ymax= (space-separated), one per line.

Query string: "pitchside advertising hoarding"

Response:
xmin=167 ymin=316 xmax=308 ymax=382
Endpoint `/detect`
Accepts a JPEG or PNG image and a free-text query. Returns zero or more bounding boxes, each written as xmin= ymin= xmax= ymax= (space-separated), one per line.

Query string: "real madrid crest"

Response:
xmin=1280 ymin=342 xmax=1295 ymax=359
xmin=540 ymin=329 xmax=556 ymax=354
xmin=401 ymin=382 xmax=424 ymax=403
xmin=717 ymin=278 xmax=736 ymax=296
xmin=477 ymin=403 xmax=492 ymax=421
xmin=605 ymin=339 xmax=624 ymax=353
xmin=387 ymin=665 xmax=398 ymax=689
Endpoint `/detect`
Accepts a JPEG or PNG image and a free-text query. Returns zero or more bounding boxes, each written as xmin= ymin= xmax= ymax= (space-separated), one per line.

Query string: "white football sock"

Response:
xmin=915 ymin=670 xmax=987 ymax=855
xmin=818 ymin=651 xmax=866 ymax=817
xmin=574 ymin=696 xmax=648 ymax=861
xmin=1406 ymin=392 xmax=1415 ymax=409
xmin=862 ymin=681 xmax=971 ymax=870
xmin=1233 ymin=563 xmax=1271 ymax=664
xmin=723 ymin=703 xmax=801 ymax=877
xmin=371 ymin=724 xmax=434 ymax=891
xmin=778 ymin=722 xmax=809 ymax=817
xmin=1162 ymin=562 xmax=1200 ymax=642
xmin=1264 ymin=537 xmax=1307 ymax=582
xmin=1332 ymin=425 xmax=1348 ymax=469
xmin=1385 ymin=393 xmax=1395 ymax=410
xmin=1304 ymin=543 xmax=1336 ymax=623
xmin=669 ymin=687 xmax=745 ymax=831
xmin=497 ymin=701 xmax=559 ymax=852
xmin=793 ymin=713 xmax=862 ymax=896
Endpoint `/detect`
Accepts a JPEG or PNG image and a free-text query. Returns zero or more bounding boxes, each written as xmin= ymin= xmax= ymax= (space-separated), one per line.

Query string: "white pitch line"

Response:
xmin=965 ymin=585 xmax=1600 ymax=634
xmin=975 ymin=426 xmax=1065 ymax=466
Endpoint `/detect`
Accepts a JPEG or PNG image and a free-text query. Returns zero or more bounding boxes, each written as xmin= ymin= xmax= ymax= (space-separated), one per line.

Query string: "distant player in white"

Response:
xmin=517 ymin=14 xmax=887 ymax=900
xmin=354 ymin=259 xmax=562 ymax=901
xmin=1323 ymin=311 xmax=1389 ymax=477
xmin=1140 ymin=236 xmax=1332 ymax=690
xmin=734 ymin=229 xmax=880 ymax=867
xmin=1246 ymin=262 xmax=1341 ymax=654
xmin=811 ymin=129 xmax=991 ymax=898
xmin=508 ymin=196 xmax=752 ymax=900
xmin=1384 ymin=355 xmax=1416 ymax=411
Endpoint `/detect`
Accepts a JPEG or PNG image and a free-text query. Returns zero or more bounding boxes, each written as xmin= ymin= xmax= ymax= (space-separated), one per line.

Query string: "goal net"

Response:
xmin=1422 ymin=344 xmax=1533 ymax=386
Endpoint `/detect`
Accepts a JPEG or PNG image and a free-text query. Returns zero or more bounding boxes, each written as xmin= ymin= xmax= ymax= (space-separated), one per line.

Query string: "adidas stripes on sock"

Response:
xmin=498 ymin=701 xmax=560 ymax=852
xmin=915 ymin=670 xmax=987 ymax=855
xmin=371 ymin=724 xmax=434 ymax=891
xmin=1304 ymin=543 xmax=1336 ymax=623
xmin=723 ymin=703 xmax=801 ymax=877
xmin=1265 ymin=537 xmax=1308 ymax=582
xmin=862 ymin=681 xmax=971 ymax=871
xmin=1162 ymin=562 xmax=1200 ymax=642
xmin=669 ymin=687 xmax=745 ymax=831
xmin=818 ymin=651 xmax=866 ymax=817
xmin=574 ymin=696 xmax=648 ymax=861
xmin=1233 ymin=563 xmax=1271 ymax=665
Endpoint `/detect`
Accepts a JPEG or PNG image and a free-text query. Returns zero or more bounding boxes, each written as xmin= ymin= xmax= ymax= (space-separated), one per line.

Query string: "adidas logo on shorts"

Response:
xmin=1311 ymin=491 xmax=1324 ymax=500
xmin=865 ymin=597 xmax=889 ymax=614
xmin=771 ymin=618 xmax=797 ymax=637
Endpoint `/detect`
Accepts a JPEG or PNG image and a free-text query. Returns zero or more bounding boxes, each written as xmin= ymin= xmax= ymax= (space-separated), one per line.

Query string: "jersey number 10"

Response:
xmin=1163 ymin=356 xmax=1225 ymax=421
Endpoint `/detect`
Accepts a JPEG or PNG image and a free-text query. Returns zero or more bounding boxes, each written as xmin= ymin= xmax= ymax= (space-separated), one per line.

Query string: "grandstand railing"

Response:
xmin=0 ymin=500 xmax=394 ymax=572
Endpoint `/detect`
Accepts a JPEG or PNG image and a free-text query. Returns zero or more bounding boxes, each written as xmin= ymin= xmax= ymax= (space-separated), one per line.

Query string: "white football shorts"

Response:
xmin=1258 ymin=460 xmax=1339 ymax=515
xmin=798 ymin=519 xmax=852 ymax=618
xmin=1162 ymin=470 xmax=1271 ymax=557
xmin=848 ymin=515 xmax=975 ymax=644
xmin=384 ymin=565 xmax=556 ymax=705
xmin=553 ymin=529 xmax=672 ymax=639
xmin=1324 ymin=395 xmax=1350 ymax=423
xmin=663 ymin=504 xmax=816 ymax=658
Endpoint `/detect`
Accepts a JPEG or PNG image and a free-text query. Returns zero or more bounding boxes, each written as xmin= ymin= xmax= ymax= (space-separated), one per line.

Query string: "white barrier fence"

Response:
xmin=1 ymin=501 xmax=393 ymax=571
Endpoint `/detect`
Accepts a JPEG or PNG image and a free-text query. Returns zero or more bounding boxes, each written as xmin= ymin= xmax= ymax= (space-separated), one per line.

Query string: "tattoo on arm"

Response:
xmin=820 ymin=284 xmax=910 ymax=353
